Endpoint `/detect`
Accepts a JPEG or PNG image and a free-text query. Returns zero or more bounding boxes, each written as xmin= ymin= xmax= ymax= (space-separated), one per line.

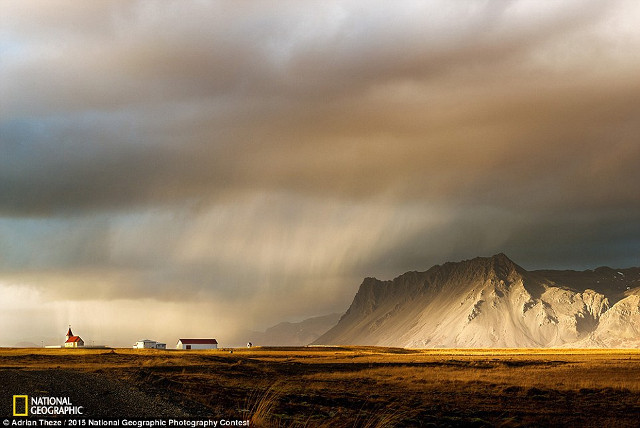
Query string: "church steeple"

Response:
xmin=66 ymin=325 xmax=73 ymax=341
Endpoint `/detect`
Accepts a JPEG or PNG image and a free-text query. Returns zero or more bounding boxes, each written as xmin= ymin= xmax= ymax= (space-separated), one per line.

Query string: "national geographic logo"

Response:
xmin=12 ymin=396 xmax=28 ymax=417
xmin=11 ymin=396 xmax=83 ymax=416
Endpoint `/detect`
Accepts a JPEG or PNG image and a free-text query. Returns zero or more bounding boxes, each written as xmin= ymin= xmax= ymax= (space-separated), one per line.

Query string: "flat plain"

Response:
xmin=1 ymin=347 xmax=639 ymax=427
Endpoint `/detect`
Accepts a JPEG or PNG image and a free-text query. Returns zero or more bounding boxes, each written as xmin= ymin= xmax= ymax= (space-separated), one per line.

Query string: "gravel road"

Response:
xmin=0 ymin=368 xmax=196 ymax=418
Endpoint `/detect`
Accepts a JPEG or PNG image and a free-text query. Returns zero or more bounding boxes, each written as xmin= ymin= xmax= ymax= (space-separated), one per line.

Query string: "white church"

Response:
xmin=64 ymin=326 xmax=84 ymax=348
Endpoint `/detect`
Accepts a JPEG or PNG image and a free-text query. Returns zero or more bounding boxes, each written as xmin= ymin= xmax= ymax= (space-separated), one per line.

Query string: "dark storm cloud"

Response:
xmin=3 ymin=0 xmax=638 ymax=215
xmin=361 ymin=205 xmax=640 ymax=280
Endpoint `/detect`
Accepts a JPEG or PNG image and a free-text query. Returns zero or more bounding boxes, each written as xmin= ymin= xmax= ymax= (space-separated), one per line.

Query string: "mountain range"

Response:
xmin=313 ymin=254 xmax=640 ymax=348
xmin=245 ymin=313 xmax=342 ymax=347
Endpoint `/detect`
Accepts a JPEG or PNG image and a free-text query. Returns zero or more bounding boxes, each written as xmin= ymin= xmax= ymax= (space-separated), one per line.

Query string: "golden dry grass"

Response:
xmin=1 ymin=346 xmax=640 ymax=426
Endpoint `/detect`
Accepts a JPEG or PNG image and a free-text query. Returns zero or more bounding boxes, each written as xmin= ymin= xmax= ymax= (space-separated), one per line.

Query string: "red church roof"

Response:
xmin=178 ymin=338 xmax=218 ymax=345
xmin=65 ymin=336 xmax=82 ymax=343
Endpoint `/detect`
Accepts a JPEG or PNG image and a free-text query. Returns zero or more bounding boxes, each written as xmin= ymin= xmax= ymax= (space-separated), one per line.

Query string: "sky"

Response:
xmin=1 ymin=0 xmax=639 ymax=347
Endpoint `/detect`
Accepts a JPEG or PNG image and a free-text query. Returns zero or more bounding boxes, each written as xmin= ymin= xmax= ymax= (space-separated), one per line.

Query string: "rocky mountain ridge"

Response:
xmin=314 ymin=254 xmax=640 ymax=348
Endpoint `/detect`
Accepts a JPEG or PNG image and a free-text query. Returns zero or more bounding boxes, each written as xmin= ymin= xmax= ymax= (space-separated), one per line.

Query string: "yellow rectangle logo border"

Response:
xmin=13 ymin=395 xmax=28 ymax=416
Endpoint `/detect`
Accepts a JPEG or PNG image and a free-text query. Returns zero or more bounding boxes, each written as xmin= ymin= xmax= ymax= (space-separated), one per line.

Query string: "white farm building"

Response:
xmin=176 ymin=338 xmax=218 ymax=350
xmin=133 ymin=339 xmax=166 ymax=349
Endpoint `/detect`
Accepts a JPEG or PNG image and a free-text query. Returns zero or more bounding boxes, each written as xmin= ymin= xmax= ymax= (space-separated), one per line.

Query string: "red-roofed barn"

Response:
xmin=176 ymin=338 xmax=218 ymax=350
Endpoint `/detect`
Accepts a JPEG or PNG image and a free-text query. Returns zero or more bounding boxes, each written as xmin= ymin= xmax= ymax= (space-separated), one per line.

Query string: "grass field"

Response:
xmin=1 ymin=347 xmax=640 ymax=427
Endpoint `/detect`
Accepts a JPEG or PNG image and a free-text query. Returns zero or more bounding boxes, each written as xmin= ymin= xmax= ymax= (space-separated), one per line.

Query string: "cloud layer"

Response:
xmin=1 ymin=1 xmax=639 ymax=345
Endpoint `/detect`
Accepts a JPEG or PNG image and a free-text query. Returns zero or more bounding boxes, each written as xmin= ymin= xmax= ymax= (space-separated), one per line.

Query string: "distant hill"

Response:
xmin=13 ymin=342 xmax=40 ymax=348
xmin=247 ymin=313 xmax=342 ymax=346
xmin=313 ymin=254 xmax=640 ymax=348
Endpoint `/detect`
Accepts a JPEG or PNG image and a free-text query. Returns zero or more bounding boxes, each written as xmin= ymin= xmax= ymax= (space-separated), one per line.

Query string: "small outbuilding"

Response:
xmin=176 ymin=338 xmax=218 ymax=350
xmin=133 ymin=339 xmax=166 ymax=349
